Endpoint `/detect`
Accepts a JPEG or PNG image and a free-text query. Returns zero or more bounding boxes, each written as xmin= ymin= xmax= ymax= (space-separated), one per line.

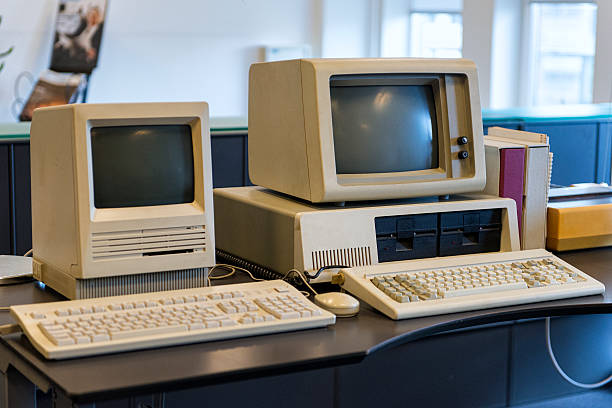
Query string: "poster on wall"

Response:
xmin=50 ymin=0 xmax=108 ymax=74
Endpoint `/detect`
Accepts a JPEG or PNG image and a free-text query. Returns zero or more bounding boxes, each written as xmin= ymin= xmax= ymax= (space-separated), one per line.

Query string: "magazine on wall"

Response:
xmin=19 ymin=70 xmax=85 ymax=121
xmin=50 ymin=0 xmax=108 ymax=74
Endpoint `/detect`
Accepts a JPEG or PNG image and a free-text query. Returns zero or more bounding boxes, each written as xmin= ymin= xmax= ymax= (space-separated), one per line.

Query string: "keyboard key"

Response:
xmin=110 ymin=325 xmax=188 ymax=340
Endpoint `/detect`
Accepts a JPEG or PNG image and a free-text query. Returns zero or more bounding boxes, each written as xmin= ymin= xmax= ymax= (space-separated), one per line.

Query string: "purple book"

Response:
xmin=499 ymin=148 xmax=526 ymax=238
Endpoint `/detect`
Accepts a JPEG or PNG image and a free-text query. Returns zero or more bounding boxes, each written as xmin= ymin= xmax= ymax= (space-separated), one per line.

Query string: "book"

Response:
xmin=483 ymin=138 xmax=526 ymax=240
xmin=485 ymin=127 xmax=551 ymax=250
xmin=19 ymin=70 xmax=84 ymax=122
xmin=486 ymin=126 xmax=548 ymax=144
xmin=547 ymin=184 xmax=612 ymax=251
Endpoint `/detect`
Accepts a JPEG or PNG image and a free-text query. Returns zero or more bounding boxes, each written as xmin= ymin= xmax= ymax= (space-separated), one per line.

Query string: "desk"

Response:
xmin=1 ymin=248 xmax=611 ymax=408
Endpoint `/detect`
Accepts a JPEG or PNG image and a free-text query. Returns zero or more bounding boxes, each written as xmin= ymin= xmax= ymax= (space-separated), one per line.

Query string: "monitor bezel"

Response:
xmin=71 ymin=104 xmax=210 ymax=232
xmin=328 ymin=74 xmax=449 ymax=184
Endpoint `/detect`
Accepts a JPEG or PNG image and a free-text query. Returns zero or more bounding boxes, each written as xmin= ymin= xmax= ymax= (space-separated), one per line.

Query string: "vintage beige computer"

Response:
xmin=30 ymin=102 xmax=216 ymax=299
xmin=215 ymin=58 xmax=519 ymax=281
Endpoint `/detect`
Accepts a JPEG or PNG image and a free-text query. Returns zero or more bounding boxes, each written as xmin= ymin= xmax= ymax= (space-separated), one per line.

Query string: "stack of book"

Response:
xmin=483 ymin=127 xmax=552 ymax=250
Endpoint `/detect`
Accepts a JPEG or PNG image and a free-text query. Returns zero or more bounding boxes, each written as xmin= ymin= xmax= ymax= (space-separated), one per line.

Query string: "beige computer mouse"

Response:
xmin=314 ymin=292 xmax=360 ymax=317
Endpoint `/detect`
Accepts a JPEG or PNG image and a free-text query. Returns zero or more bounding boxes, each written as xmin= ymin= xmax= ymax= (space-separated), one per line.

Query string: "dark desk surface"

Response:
xmin=1 ymin=247 xmax=610 ymax=403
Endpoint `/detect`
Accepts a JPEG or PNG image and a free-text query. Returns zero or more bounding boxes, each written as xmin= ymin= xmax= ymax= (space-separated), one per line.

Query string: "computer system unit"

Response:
xmin=214 ymin=187 xmax=520 ymax=283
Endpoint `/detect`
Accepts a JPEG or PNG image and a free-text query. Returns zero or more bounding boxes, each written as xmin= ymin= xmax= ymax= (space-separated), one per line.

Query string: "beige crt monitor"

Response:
xmin=30 ymin=102 xmax=215 ymax=299
xmin=248 ymin=58 xmax=485 ymax=203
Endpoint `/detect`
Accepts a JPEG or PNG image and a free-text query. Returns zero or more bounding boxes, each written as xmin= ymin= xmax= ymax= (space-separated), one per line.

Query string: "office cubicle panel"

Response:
xmin=597 ymin=122 xmax=612 ymax=184
xmin=1 ymin=122 xmax=610 ymax=255
xmin=12 ymin=144 xmax=31 ymax=256
xmin=522 ymin=122 xmax=601 ymax=186
xmin=0 ymin=145 xmax=11 ymax=254
xmin=211 ymin=134 xmax=248 ymax=188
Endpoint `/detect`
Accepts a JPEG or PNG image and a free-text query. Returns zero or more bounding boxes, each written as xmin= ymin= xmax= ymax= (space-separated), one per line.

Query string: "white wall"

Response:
xmin=462 ymin=0 xmax=494 ymax=109
xmin=321 ymin=0 xmax=372 ymax=57
xmin=0 ymin=0 xmax=321 ymax=122
xmin=380 ymin=0 xmax=410 ymax=57
xmin=489 ymin=0 xmax=521 ymax=109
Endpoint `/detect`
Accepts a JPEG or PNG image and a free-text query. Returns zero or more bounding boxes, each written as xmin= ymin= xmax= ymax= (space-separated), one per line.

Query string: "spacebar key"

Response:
xmin=110 ymin=325 xmax=188 ymax=340
xmin=440 ymin=282 xmax=527 ymax=298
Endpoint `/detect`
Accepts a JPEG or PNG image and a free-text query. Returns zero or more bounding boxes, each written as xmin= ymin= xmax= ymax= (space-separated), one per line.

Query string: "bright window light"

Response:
xmin=410 ymin=12 xmax=462 ymax=58
xmin=528 ymin=2 xmax=597 ymax=105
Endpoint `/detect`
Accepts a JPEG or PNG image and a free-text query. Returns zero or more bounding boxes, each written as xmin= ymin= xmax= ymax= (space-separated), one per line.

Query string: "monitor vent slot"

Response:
xmin=91 ymin=226 xmax=206 ymax=260
xmin=311 ymin=247 xmax=372 ymax=270
xmin=75 ymin=267 xmax=208 ymax=299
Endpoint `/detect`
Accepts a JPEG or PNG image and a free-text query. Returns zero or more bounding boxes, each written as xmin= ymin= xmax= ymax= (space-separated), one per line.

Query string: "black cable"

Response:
xmin=304 ymin=265 xmax=349 ymax=281
xmin=215 ymin=249 xmax=307 ymax=289
xmin=216 ymin=249 xmax=285 ymax=281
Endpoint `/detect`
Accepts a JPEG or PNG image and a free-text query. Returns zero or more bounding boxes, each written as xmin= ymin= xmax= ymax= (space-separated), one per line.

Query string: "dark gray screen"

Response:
xmin=91 ymin=125 xmax=194 ymax=208
xmin=330 ymin=81 xmax=438 ymax=174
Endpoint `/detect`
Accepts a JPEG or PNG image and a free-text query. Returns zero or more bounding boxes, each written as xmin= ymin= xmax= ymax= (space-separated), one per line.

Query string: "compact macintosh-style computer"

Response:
xmin=29 ymin=103 xmax=216 ymax=299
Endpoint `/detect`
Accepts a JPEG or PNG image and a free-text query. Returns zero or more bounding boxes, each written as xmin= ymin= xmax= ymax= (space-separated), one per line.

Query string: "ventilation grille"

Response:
xmin=311 ymin=247 xmax=372 ymax=270
xmin=91 ymin=226 xmax=206 ymax=260
xmin=75 ymin=267 xmax=208 ymax=299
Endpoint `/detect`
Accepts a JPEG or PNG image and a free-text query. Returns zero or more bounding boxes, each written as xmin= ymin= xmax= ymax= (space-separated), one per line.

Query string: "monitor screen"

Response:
xmin=91 ymin=124 xmax=195 ymax=208
xmin=330 ymin=78 xmax=438 ymax=175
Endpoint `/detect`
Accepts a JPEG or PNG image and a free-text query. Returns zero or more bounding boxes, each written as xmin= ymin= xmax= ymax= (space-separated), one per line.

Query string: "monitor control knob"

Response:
xmin=458 ymin=151 xmax=469 ymax=160
xmin=457 ymin=136 xmax=469 ymax=145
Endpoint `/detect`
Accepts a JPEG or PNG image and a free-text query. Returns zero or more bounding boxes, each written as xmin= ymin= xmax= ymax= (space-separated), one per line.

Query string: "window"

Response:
xmin=528 ymin=1 xmax=597 ymax=105
xmin=409 ymin=12 xmax=462 ymax=58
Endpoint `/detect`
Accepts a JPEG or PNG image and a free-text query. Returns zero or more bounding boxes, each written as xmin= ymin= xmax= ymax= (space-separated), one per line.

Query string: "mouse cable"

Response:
xmin=304 ymin=265 xmax=349 ymax=281
xmin=283 ymin=269 xmax=317 ymax=297
xmin=207 ymin=263 xmax=265 ymax=286
xmin=545 ymin=316 xmax=612 ymax=389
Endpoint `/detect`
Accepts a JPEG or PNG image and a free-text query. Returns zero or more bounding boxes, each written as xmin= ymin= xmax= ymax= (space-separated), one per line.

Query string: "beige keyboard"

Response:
xmin=340 ymin=249 xmax=605 ymax=320
xmin=10 ymin=280 xmax=335 ymax=359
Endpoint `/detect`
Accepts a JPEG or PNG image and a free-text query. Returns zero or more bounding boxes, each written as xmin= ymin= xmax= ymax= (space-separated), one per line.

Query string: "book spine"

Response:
xmin=499 ymin=148 xmax=525 ymax=240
